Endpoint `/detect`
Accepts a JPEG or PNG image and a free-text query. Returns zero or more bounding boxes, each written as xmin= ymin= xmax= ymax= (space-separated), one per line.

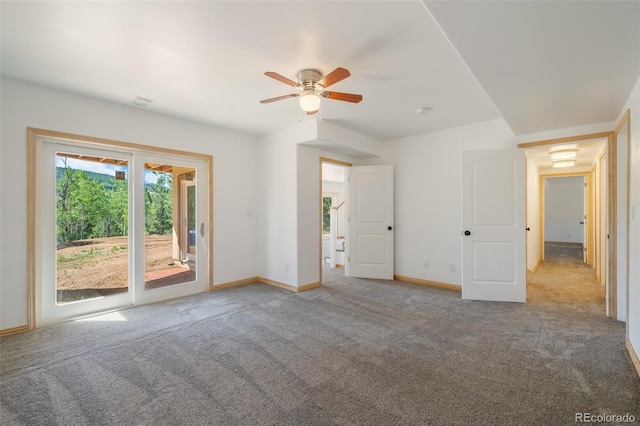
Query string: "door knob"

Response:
xmin=464 ymin=230 xmax=471 ymax=236
xmin=526 ymin=227 xmax=531 ymax=231
xmin=388 ymin=226 xmax=393 ymax=231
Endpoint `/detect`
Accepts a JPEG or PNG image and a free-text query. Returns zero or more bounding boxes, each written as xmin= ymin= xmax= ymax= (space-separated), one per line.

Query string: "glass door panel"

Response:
xmin=39 ymin=141 xmax=209 ymax=324
xmin=140 ymin=159 xmax=204 ymax=299
xmin=55 ymin=153 xmax=130 ymax=303
xmin=41 ymin=142 xmax=133 ymax=324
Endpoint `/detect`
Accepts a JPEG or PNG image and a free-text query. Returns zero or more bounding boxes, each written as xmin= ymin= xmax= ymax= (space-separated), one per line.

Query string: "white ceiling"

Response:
xmin=1 ymin=1 xmax=638 ymax=141
xmin=425 ymin=0 xmax=640 ymax=135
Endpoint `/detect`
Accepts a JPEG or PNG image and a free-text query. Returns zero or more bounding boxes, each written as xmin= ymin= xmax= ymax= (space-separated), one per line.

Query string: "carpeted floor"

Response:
xmin=1 ymin=252 xmax=638 ymax=425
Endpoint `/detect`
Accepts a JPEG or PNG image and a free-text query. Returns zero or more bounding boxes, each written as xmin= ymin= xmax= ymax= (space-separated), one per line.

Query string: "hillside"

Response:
xmin=56 ymin=166 xmax=119 ymax=187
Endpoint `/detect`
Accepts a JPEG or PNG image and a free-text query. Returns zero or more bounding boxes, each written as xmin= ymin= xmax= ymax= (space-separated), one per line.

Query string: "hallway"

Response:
xmin=527 ymin=242 xmax=605 ymax=313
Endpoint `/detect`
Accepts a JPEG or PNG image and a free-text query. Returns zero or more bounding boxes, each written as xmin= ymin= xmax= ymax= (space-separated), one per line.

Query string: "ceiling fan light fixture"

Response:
xmin=299 ymin=92 xmax=321 ymax=112
xmin=549 ymin=148 xmax=578 ymax=161
xmin=552 ymin=159 xmax=577 ymax=168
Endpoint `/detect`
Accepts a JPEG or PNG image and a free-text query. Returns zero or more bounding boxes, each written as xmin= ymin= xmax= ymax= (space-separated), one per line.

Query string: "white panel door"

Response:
xmin=347 ymin=165 xmax=394 ymax=279
xmin=462 ymin=149 xmax=526 ymax=302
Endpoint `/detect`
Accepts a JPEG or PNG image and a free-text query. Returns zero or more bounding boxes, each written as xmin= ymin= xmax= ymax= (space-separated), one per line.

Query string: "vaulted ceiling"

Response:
xmin=1 ymin=1 xmax=638 ymax=141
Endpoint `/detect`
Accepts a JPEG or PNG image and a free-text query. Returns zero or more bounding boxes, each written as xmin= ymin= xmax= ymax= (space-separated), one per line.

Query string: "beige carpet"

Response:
xmin=528 ymin=242 xmax=605 ymax=310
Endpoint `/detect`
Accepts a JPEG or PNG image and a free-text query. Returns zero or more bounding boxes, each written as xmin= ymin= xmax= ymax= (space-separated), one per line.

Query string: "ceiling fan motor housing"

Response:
xmin=298 ymin=69 xmax=323 ymax=91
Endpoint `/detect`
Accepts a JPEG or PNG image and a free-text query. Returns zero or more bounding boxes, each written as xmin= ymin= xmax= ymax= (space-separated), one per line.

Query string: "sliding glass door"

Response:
xmin=39 ymin=140 xmax=208 ymax=324
xmin=134 ymin=153 xmax=207 ymax=305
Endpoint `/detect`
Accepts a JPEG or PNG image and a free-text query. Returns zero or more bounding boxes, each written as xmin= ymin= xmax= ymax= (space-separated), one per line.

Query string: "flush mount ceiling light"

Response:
xmin=299 ymin=91 xmax=321 ymax=112
xmin=549 ymin=148 xmax=578 ymax=161
xmin=552 ymin=159 xmax=577 ymax=168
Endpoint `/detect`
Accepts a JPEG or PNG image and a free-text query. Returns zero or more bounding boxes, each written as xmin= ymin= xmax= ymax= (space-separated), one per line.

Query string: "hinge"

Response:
xmin=348 ymin=256 xmax=350 ymax=262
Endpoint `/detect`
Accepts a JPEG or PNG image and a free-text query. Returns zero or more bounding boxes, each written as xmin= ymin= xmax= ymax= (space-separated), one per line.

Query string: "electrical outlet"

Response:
xmin=449 ymin=264 xmax=456 ymax=272
xmin=424 ymin=261 xmax=429 ymax=269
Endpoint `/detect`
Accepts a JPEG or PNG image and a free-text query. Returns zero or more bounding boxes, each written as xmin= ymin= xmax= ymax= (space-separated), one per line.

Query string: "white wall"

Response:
xmin=297 ymin=145 xmax=358 ymax=286
xmin=361 ymin=119 xmax=515 ymax=286
xmin=526 ymin=159 xmax=541 ymax=269
xmin=296 ymin=145 xmax=320 ymax=286
xmin=0 ymin=77 xmax=259 ymax=330
xmin=257 ymin=122 xmax=359 ymax=287
xmin=257 ymin=124 xmax=301 ymax=287
xmin=544 ymin=176 xmax=585 ymax=243
xmin=619 ymin=76 xmax=640 ymax=355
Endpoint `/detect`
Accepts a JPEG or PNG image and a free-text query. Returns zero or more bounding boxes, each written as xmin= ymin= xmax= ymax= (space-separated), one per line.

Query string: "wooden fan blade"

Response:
xmin=264 ymin=72 xmax=299 ymax=87
xmin=318 ymin=67 xmax=350 ymax=88
xmin=259 ymin=93 xmax=300 ymax=104
xmin=321 ymin=91 xmax=362 ymax=103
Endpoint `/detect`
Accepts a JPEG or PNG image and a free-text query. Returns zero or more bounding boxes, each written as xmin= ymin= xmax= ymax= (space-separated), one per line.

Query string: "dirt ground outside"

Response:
xmin=56 ymin=234 xmax=189 ymax=292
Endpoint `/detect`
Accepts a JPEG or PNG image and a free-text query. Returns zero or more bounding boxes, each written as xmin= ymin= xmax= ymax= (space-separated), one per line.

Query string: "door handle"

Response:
xmin=387 ymin=226 xmax=393 ymax=231
xmin=579 ymin=221 xmax=584 ymax=224
xmin=526 ymin=227 xmax=530 ymax=231
xmin=200 ymin=223 xmax=205 ymax=237
xmin=463 ymin=230 xmax=471 ymax=236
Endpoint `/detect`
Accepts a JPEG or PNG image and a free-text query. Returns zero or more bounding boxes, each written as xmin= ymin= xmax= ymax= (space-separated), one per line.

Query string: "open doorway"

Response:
xmin=543 ymin=175 xmax=589 ymax=264
xmin=320 ymin=159 xmax=349 ymax=282
xmin=524 ymin=139 xmax=607 ymax=311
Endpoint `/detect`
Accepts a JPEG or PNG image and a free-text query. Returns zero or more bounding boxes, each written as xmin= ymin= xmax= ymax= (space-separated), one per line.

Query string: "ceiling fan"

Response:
xmin=259 ymin=67 xmax=363 ymax=114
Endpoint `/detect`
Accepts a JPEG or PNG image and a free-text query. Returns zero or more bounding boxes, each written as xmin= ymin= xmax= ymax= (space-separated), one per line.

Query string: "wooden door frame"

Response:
xmin=538 ymin=172 xmax=594 ymax=264
xmin=518 ymin=131 xmax=617 ymax=318
xmin=27 ymin=127 xmax=214 ymax=330
xmin=319 ymin=157 xmax=352 ymax=286
xmin=179 ymin=177 xmax=197 ymax=262
xmin=613 ymin=109 xmax=631 ymax=331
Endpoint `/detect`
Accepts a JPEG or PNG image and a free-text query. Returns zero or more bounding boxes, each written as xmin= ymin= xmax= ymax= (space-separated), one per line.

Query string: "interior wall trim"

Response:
xmin=627 ymin=339 xmax=640 ymax=379
xmin=258 ymin=277 xmax=321 ymax=293
xmin=211 ymin=277 xmax=259 ymax=291
xmin=0 ymin=325 xmax=29 ymax=338
xmin=517 ymin=132 xmax=611 ymax=149
xmin=528 ymin=257 xmax=542 ymax=273
xmin=319 ymin=157 xmax=353 ymax=168
xmin=394 ymin=275 xmax=461 ymax=292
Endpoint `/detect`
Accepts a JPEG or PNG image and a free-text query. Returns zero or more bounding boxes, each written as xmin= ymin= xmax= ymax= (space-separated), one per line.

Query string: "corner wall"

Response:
xmin=296 ymin=145 xmax=356 ymax=286
xmin=256 ymin=125 xmax=302 ymax=286
xmin=0 ymin=77 xmax=259 ymax=330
